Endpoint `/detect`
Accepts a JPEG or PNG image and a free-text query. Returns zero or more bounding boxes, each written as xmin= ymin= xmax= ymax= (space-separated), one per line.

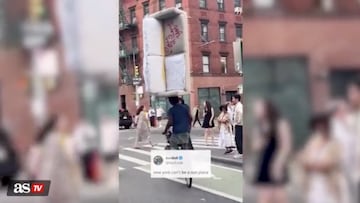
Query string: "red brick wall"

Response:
xmin=244 ymin=18 xmax=360 ymax=111
xmin=0 ymin=49 xmax=35 ymax=154
xmin=187 ymin=0 xmax=242 ymax=75
xmin=0 ymin=46 xmax=80 ymax=155
xmin=244 ymin=0 xmax=360 ymax=13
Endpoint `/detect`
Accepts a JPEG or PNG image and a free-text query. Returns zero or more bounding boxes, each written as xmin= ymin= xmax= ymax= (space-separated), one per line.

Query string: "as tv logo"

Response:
xmin=7 ymin=180 xmax=50 ymax=196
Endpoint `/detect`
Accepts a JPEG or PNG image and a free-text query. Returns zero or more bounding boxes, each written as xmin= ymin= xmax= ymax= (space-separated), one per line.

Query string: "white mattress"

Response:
xmin=165 ymin=53 xmax=186 ymax=91
xmin=163 ymin=16 xmax=186 ymax=56
xmin=142 ymin=9 xmax=190 ymax=95
xmin=143 ymin=17 xmax=164 ymax=56
xmin=143 ymin=55 xmax=166 ymax=93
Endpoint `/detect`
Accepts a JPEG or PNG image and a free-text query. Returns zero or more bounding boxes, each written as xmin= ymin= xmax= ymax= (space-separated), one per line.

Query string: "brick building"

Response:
xmin=0 ymin=0 xmax=80 ymax=155
xmin=120 ymin=0 xmax=243 ymax=115
xmin=243 ymin=0 xmax=360 ymax=147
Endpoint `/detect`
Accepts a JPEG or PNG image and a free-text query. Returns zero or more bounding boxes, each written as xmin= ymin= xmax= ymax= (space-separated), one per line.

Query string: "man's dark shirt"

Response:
xmin=168 ymin=104 xmax=190 ymax=134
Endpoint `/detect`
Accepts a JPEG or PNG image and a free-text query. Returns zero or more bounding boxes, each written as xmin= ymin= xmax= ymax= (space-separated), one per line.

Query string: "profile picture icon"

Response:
xmin=153 ymin=155 xmax=163 ymax=165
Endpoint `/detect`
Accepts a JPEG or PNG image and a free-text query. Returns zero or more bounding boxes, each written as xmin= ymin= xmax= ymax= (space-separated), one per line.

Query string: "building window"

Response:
xmin=225 ymin=91 xmax=237 ymax=102
xmin=129 ymin=7 xmax=136 ymax=24
xmin=200 ymin=21 xmax=209 ymax=41
xmin=252 ymin=0 xmax=276 ymax=9
xmin=235 ymin=24 xmax=242 ymax=38
xmin=198 ymin=88 xmax=221 ymax=115
xmin=200 ymin=0 xmax=207 ymax=9
xmin=219 ymin=24 xmax=226 ymax=42
xmin=159 ymin=0 xmax=166 ymax=10
xmin=218 ymin=0 xmax=225 ymax=11
xmin=143 ymin=2 xmax=150 ymax=16
xmin=234 ymin=0 xmax=242 ymax=7
xmin=220 ymin=56 xmax=227 ymax=73
xmin=202 ymin=55 xmax=210 ymax=73
xmin=131 ymin=36 xmax=138 ymax=51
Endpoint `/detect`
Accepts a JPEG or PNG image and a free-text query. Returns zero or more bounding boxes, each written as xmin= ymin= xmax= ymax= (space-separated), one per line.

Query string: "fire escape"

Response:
xmin=119 ymin=3 xmax=138 ymax=86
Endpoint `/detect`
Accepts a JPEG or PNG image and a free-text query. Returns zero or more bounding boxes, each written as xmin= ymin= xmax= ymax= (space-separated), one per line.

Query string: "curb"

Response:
xmin=211 ymin=156 xmax=243 ymax=168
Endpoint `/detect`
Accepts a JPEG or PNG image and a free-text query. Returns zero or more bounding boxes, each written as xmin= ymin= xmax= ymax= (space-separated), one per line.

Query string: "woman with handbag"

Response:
xmin=202 ymin=101 xmax=215 ymax=146
xmin=217 ymin=105 xmax=233 ymax=154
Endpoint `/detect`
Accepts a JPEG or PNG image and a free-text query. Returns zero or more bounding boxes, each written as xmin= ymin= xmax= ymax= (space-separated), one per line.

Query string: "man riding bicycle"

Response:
xmin=162 ymin=96 xmax=193 ymax=149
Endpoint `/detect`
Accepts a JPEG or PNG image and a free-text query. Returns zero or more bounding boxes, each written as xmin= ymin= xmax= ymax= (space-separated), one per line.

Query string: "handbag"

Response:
xmin=90 ymin=152 xmax=101 ymax=182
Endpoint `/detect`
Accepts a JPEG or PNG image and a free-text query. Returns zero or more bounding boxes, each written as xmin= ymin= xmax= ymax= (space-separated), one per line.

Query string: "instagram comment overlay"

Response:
xmin=150 ymin=150 xmax=211 ymax=178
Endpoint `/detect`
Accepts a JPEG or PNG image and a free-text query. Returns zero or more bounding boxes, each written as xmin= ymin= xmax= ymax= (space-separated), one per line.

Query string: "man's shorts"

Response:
xmin=169 ymin=132 xmax=190 ymax=149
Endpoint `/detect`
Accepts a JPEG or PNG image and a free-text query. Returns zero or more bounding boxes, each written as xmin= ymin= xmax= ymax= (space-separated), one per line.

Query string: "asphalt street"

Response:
xmin=119 ymin=127 xmax=243 ymax=203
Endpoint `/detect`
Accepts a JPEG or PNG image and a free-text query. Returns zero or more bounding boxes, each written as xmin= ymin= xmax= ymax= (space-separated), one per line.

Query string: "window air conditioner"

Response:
xmin=234 ymin=7 xmax=242 ymax=15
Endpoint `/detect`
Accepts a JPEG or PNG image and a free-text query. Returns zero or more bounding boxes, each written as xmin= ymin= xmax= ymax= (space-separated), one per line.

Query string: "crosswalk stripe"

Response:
xmin=191 ymin=141 xmax=219 ymax=146
xmin=155 ymin=143 xmax=222 ymax=149
xmin=123 ymin=147 xmax=151 ymax=156
xmin=119 ymin=154 xmax=149 ymax=166
xmin=191 ymin=138 xmax=219 ymax=142
xmin=133 ymin=166 xmax=243 ymax=203
xmin=118 ymin=167 xmax=125 ymax=171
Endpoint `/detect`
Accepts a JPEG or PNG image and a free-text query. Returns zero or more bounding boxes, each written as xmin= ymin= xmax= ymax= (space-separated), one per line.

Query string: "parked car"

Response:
xmin=119 ymin=109 xmax=132 ymax=129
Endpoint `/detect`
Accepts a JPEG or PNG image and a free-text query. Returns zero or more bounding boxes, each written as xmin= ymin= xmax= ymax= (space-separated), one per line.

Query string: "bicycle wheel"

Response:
xmin=185 ymin=178 xmax=192 ymax=188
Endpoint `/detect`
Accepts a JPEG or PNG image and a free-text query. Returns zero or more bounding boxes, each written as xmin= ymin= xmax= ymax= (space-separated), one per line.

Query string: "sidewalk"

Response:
xmin=211 ymin=148 xmax=242 ymax=167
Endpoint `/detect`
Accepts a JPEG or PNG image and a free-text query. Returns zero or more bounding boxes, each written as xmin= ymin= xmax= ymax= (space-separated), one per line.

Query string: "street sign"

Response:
xmin=133 ymin=77 xmax=142 ymax=86
xmin=21 ymin=20 xmax=53 ymax=49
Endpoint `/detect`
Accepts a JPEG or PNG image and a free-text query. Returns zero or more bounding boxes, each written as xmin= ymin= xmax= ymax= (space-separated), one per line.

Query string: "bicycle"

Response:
xmin=164 ymin=131 xmax=192 ymax=188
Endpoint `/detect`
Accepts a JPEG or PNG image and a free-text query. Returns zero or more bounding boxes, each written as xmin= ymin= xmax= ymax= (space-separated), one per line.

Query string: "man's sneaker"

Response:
xmin=233 ymin=154 xmax=242 ymax=159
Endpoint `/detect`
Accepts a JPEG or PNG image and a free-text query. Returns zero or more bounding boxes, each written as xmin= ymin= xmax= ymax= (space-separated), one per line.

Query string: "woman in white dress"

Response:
xmin=134 ymin=105 xmax=153 ymax=148
xmin=217 ymin=105 xmax=233 ymax=154
xmin=300 ymin=113 xmax=348 ymax=203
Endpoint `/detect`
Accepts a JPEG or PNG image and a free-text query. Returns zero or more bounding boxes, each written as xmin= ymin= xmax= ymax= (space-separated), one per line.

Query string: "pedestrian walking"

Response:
xmin=156 ymin=106 xmax=164 ymax=128
xmin=217 ymin=105 xmax=233 ymax=154
xmin=300 ymin=113 xmax=348 ymax=203
xmin=192 ymin=104 xmax=202 ymax=127
xmin=149 ymin=106 xmax=156 ymax=127
xmin=202 ymin=101 xmax=215 ymax=146
xmin=232 ymin=94 xmax=243 ymax=158
xmin=226 ymin=102 xmax=236 ymax=148
xmin=134 ymin=105 xmax=153 ymax=148
xmin=252 ymin=100 xmax=292 ymax=203
xmin=331 ymin=100 xmax=355 ymax=203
